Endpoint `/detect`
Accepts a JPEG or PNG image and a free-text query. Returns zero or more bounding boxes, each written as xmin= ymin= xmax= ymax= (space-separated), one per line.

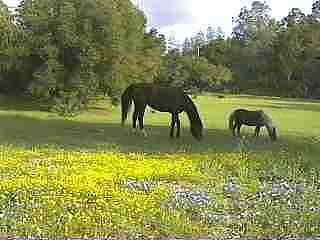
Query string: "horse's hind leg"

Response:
xmin=170 ymin=114 xmax=176 ymax=138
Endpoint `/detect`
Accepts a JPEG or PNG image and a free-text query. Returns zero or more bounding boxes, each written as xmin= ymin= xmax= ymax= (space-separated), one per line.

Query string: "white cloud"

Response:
xmin=268 ymin=0 xmax=312 ymax=19
xmin=152 ymin=0 xmax=241 ymax=43
xmin=2 ymin=0 xmax=20 ymax=7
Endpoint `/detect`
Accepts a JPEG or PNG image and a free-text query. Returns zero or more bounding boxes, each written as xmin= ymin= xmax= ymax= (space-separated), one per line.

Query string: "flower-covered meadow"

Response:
xmin=0 ymin=94 xmax=320 ymax=239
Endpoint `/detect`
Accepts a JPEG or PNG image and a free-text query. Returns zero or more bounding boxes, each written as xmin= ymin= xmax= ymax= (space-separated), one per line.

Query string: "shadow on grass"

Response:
xmin=0 ymin=94 xmax=51 ymax=112
xmin=0 ymin=113 xmax=318 ymax=158
xmin=0 ymin=113 xmax=233 ymax=153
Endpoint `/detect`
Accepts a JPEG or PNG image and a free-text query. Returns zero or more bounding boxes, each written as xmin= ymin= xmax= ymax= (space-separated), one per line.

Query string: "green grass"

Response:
xmin=0 ymin=94 xmax=320 ymax=238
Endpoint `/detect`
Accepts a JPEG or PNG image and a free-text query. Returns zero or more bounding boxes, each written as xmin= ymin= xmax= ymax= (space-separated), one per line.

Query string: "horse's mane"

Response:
xmin=184 ymin=95 xmax=203 ymax=140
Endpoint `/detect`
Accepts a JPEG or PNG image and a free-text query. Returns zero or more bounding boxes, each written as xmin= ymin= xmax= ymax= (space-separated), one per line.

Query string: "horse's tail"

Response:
xmin=184 ymin=94 xmax=203 ymax=140
xmin=121 ymin=85 xmax=134 ymax=126
xmin=229 ymin=111 xmax=236 ymax=131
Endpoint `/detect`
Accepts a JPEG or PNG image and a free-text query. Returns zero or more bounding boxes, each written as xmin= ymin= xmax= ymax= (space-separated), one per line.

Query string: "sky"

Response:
xmin=3 ymin=0 xmax=315 ymax=44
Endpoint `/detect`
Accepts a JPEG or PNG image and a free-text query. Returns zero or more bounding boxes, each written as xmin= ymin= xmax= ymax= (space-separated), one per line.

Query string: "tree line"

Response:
xmin=1 ymin=0 xmax=320 ymax=112
xmin=162 ymin=1 xmax=320 ymax=99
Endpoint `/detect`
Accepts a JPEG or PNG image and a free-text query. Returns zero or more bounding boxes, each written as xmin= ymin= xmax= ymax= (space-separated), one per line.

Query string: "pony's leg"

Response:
xmin=232 ymin=124 xmax=237 ymax=136
xmin=138 ymin=105 xmax=147 ymax=137
xmin=175 ymin=114 xmax=181 ymax=138
xmin=254 ymin=126 xmax=260 ymax=137
xmin=170 ymin=114 xmax=176 ymax=138
xmin=236 ymin=124 xmax=241 ymax=137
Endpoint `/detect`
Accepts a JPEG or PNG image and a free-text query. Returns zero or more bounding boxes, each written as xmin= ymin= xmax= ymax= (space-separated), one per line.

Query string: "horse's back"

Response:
xmin=128 ymin=83 xmax=186 ymax=112
xmin=131 ymin=83 xmax=183 ymax=95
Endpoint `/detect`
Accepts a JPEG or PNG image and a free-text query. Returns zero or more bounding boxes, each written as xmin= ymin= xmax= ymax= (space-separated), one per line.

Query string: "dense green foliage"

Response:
xmin=1 ymin=0 xmax=320 ymax=104
xmin=207 ymin=1 xmax=320 ymax=97
xmin=166 ymin=1 xmax=320 ymax=98
xmin=0 ymin=0 xmax=165 ymax=105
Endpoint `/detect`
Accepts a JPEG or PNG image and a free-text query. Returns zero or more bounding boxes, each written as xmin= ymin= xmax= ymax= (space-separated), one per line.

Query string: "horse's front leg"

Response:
xmin=138 ymin=105 xmax=147 ymax=137
xmin=170 ymin=114 xmax=176 ymax=138
xmin=175 ymin=114 xmax=181 ymax=138
xmin=132 ymin=109 xmax=138 ymax=134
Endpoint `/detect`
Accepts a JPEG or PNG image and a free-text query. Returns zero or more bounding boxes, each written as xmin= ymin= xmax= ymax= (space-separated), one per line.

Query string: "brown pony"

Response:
xmin=229 ymin=109 xmax=278 ymax=141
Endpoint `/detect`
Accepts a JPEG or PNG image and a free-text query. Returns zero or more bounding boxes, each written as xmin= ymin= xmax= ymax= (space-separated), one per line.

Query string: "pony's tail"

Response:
xmin=121 ymin=85 xmax=134 ymax=126
xmin=229 ymin=111 xmax=236 ymax=132
xmin=184 ymin=95 xmax=203 ymax=140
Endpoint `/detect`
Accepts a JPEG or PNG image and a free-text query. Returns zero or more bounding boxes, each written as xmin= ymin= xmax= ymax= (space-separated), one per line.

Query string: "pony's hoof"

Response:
xmin=141 ymin=129 xmax=148 ymax=137
xmin=131 ymin=128 xmax=138 ymax=135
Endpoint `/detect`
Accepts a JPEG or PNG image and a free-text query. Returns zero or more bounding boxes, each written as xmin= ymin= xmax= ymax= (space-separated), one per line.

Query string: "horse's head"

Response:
xmin=191 ymin=121 xmax=203 ymax=141
xmin=183 ymin=94 xmax=204 ymax=141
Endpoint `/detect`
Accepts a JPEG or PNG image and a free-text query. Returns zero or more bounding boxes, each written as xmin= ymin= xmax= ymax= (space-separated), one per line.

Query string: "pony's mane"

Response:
xmin=259 ymin=110 xmax=278 ymax=141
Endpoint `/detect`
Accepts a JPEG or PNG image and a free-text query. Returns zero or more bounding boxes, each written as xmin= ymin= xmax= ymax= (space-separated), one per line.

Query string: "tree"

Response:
xmin=202 ymin=38 xmax=228 ymax=66
xmin=167 ymin=33 xmax=180 ymax=53
xmin=182 ymin=38 xmax=193 ymax=56
xmin=12 ymin=0 xmax=165 ymax=106
xmin=206 ymin=26 xmax=216 ymax=42
xmin=0 ymin=0 xmax=32 ymax=93
xmin=281 ymin=8 xmax=306 ymax=28
xmin=311 ymin=0 xmax=320 ymax=22
xmin=215 ymin=26 xmax=225 ymax=40
xmin=191 ymin=31 xmax=206 ymax=56
xmin=232 ymin=1 xmax=271 ymax=43
xmin=180 ymin=56 xmax=232 ymax=91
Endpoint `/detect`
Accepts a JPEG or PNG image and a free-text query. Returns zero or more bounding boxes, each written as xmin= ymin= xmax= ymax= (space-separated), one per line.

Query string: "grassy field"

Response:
xmin=0 ymin=94 xmax=320 ymax=239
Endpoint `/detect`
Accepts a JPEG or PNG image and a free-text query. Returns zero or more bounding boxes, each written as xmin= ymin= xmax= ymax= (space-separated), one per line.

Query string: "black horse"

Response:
xmin=121 ymin=83 xmax=203 ymax=140
xmin=229 ymin=109 xmax=278 ymax=141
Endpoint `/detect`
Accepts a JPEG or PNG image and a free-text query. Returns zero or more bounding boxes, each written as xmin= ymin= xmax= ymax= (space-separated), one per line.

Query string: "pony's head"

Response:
xmin=266 ymin=125 xmax=278 ymax=141
xmin=271 ymin=126 xmax=278 ymax=141
xmin=260 ymin=111 xmax=278 ymax=141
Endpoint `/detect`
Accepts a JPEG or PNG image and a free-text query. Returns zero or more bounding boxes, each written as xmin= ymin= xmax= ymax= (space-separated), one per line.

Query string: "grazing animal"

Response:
xmin=228 ymin=109 xmax=278 ymax=141
xmin=121 ymin=83 xmax=203 ymax=140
